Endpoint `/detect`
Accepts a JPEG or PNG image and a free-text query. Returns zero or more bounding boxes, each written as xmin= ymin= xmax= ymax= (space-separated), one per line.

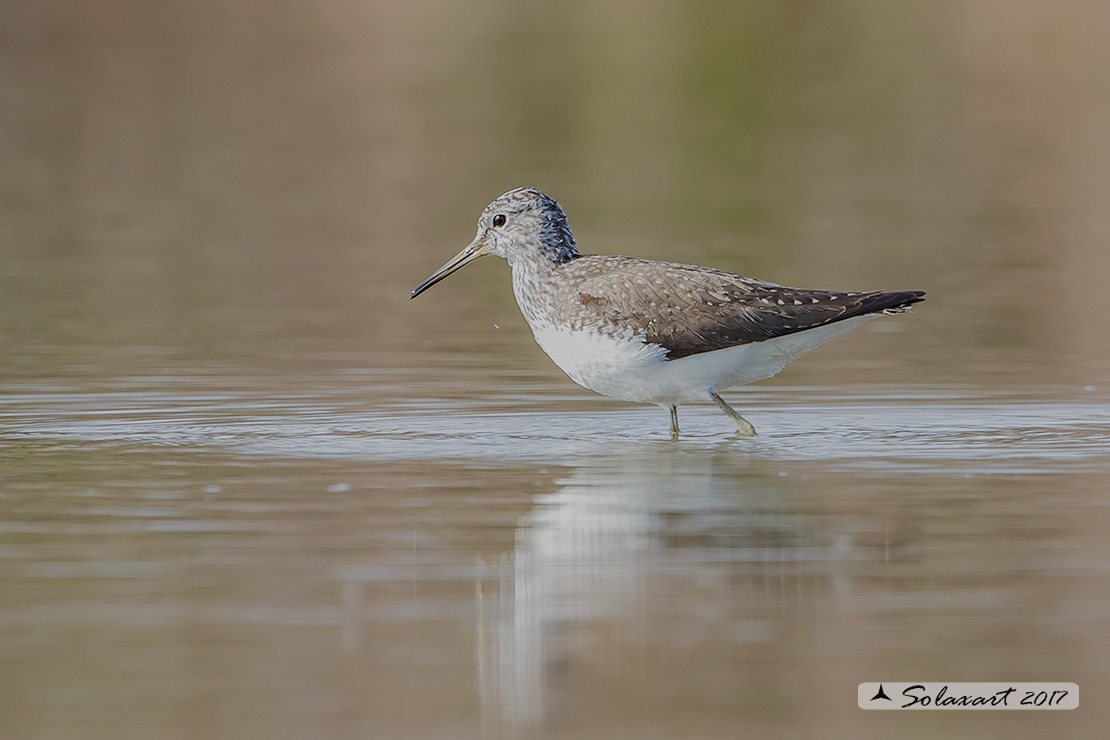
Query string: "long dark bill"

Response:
xmin=409 ymin=244 xmax=485 ymax=299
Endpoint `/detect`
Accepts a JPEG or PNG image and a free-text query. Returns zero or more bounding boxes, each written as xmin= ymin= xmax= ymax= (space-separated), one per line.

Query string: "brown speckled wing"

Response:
xmin=560 ymin=257 xmax=925 ymax=360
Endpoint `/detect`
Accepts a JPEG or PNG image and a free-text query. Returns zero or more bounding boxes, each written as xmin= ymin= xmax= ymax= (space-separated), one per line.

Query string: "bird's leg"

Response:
xmin=669 ymin=405 xmax=680 ymax=440
xmin=709 ymin=389 xmax=757 ymax=437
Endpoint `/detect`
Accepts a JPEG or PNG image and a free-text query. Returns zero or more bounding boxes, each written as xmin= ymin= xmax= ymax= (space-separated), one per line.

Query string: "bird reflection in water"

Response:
xmin=475 ymin=450 xmax=876 ymax=730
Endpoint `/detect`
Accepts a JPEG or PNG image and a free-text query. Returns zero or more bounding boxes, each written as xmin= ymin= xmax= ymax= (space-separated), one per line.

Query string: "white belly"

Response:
xmin=529 ymin=316 xmax=874 ymax=404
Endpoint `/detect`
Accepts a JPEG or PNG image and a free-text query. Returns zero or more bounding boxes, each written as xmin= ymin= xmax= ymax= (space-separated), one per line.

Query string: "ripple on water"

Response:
xmin=4 ymin=383 xmax=1109 ymax=475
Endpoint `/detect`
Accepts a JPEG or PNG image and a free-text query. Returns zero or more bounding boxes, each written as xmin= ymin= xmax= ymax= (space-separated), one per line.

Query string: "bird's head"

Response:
xmin=410 ymin=188 xmax=578 ymax=299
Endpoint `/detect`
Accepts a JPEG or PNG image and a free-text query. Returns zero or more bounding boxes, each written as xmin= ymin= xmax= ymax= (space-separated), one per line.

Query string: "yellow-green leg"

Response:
xmin=669 ymin=404 xmax=680 ymax=440
xmin=709 ymin=389 xmax=757 ymax=437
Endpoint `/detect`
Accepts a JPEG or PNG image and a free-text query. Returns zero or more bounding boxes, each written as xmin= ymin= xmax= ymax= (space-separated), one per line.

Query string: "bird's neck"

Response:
xmin=509 ymin=255 xmax=568 ymax=327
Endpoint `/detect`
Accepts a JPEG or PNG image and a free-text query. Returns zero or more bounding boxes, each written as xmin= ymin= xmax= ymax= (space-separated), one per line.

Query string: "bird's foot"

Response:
xmin=733 ymin=416 xmax=757 ymax=437
xmin=709 ymin=389 xmax=757 ymax=438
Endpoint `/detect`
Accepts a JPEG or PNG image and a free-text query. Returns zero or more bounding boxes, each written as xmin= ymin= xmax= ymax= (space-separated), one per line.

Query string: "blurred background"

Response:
xmin=1 ymin=1 xmax=1109 ymax=738
xmin=2 ymin=0 xmax=1108 ymax=383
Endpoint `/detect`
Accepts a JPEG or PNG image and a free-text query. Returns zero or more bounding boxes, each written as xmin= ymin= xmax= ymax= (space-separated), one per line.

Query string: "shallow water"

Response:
xmin=4 ymin=369 xmax=1110 ymax=738
xmin=4 ymin=1 xmax=1110 ymax=738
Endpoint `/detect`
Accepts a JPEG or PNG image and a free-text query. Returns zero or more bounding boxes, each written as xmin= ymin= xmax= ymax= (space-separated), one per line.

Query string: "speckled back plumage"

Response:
xmin=522 ymin=256 xmax=920 ymax=359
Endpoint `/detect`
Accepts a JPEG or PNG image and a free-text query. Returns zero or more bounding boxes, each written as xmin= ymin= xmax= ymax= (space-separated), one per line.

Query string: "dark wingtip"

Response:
xmin=872 ymin=290 xmax=926 ymax=316
xmin=898 ymin=290 xmax=927 ymax=306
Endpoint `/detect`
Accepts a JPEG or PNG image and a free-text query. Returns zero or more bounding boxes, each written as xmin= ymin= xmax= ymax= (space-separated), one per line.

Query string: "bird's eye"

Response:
xmin=492 ymin=214 xmax=507 ymax=227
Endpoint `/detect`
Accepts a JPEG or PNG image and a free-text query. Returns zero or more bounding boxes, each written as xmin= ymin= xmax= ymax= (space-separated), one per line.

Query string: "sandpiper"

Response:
xmin=411 ymin=188 xmax=924 ymax=437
